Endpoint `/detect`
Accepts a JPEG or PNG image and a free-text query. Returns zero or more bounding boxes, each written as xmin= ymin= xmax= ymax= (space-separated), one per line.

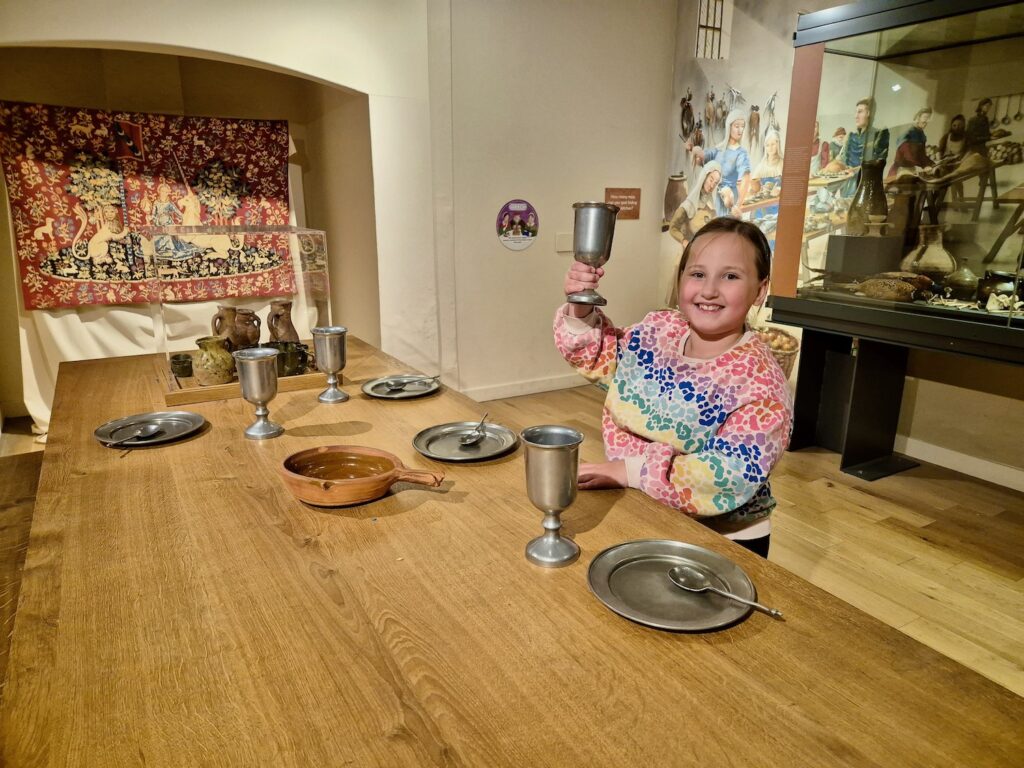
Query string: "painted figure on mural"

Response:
xmin=964 ymin=98 xmax=993 ymax=156
xmin=810 ymin=120 xmax=830 ymax=175
xmin=750 ymin=130 xmax=783 ymax=204
xmin=827 ymin=97 xmax=890 ymax=172
xmin=680 ymin=88 xmax=695 ymax=140
xmin=143 ymin=182 xmax=203 ymax=260
xmin=668 ymin=160 xmax=722 ymax=247
xmin=888 ymin=107 xmax=934 ymax=179
xmin=690 ymin=109 xmax=751 ymax=216
xmin=85 ymin=203 xmax=130 ymax=265
xmin=938 ymin=114 xmax=967 ymax=160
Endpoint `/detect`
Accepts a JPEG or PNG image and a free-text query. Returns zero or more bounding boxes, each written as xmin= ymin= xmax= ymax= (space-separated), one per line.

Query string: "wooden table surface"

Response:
xmin=2 ymin=338 xmax=1022 ymax=767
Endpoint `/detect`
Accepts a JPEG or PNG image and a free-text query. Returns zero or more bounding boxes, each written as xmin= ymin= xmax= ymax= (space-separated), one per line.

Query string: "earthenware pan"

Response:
xmin=280 ymin=445 xmax=444 ymax=506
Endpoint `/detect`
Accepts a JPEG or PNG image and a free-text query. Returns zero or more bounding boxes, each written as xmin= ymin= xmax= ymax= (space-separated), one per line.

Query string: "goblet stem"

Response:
xmin=525 ymin=510 xmax=580 ymax=567
xmin=318 ymin=371 xmax=349 ymax=403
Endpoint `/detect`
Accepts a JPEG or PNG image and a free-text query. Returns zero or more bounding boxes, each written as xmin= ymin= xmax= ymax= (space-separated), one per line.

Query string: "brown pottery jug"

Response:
xmin=268 ymin=299 xmax=300 ymax=343
xmin=193 ymin=335 xmax=236 ymax=386
xmin=233 ymin=309 xmax=262 ymax=349
xmin=211 ymin=305 xmax=237 ymax=348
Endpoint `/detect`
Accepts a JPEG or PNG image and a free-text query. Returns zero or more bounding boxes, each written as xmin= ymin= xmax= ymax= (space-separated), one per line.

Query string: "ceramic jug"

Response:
xmin=943 ymin=265 xmax=979 ymax=301
xmin=846 ymin=159 xmax=888 ymax=236
xmin=268 ymin=299 xmax=300 ymax=343
xmin=233 ymin=309 xmax=262 ymax=349
xmin=193 ymin=335 xmax=235 ymax=386
xmin=211 ymin=305 xmax=238 ymax=347
xmin=900 ymin=224 xmax=956 ymax=283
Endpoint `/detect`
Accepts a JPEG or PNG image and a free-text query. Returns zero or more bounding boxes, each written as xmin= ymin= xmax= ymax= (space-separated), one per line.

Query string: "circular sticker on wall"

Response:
xmin=496 ymin=199 xmax=538 ymax=251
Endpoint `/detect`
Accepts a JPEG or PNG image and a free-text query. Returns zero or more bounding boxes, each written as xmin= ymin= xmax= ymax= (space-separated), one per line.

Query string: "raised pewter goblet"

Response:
xmin=312 ymin=325 xmax=349 ymax=403
xmin=567 ymin=201 xmax=620 ymax=307
xmin=233 ymin=347 xmax=284 ymax=440
xmin=522 ymin=424 xmax=584 ymax=567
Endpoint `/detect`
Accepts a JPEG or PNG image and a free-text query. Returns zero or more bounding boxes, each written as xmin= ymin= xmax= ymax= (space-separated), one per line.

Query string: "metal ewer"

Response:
xmin=521 ymin=425 xmax=584 ymax=567
xmin=233 ymin=347 xmax=284 ymax=440
xmin=311 ymin=326 xmax=349 ymax=403
xmin=567 ymin=201 xmax=620 ymax=307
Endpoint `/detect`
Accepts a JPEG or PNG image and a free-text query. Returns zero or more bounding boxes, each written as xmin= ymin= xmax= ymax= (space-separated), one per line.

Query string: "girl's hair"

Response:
xmin=667 ymin=217 xmax=771 ymax=309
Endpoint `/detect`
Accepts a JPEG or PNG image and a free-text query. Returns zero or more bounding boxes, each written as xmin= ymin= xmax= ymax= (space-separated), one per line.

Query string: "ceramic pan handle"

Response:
xmin=394 ymin=468 xmax=445 ymax=487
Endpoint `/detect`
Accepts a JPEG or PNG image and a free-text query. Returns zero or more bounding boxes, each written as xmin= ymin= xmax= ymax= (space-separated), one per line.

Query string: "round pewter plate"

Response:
xmin=588 ymin=539 xmax=755 ymax=632
xmin=362 ymin=375 xmax=441 ymax=400
xmin=412 ymin=421 xmax=519 ymax=462
xmin=94 ymin=411 xmax=206 ymax=448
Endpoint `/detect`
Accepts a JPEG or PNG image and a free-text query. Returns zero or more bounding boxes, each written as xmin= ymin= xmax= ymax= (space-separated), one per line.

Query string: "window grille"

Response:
xmin=695 ymin=0 xmax=730 ymax=60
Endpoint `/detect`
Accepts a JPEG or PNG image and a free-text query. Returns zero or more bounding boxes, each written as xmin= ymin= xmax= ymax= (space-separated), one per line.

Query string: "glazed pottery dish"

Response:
xmin=280 ymin=445 xmax=444 ymax=506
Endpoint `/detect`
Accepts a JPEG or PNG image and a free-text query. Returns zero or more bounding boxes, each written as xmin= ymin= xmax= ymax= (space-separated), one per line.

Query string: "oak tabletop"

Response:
xmin=2 ymin=338 xmax=1021 ymax=767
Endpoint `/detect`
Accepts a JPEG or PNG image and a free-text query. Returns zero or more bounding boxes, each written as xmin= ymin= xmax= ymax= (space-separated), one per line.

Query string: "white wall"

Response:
xmin=446 ymin=0 xmax=679 ymax=401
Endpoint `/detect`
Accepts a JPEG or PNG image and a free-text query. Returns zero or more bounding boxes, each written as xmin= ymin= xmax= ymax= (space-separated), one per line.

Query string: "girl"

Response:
xmin=554 ymin=217 xmax=793 ymax=557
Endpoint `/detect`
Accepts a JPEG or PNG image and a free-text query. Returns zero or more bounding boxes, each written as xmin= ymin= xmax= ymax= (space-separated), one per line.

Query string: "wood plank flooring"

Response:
xmin=485 ymin=383 xmax=1024 ymax=698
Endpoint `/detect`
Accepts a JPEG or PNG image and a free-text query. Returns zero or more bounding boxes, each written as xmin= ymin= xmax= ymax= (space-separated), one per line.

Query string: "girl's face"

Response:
xmin=678 ymin=232 xmax=767 ymax=340
xmin=702 ymin=170 xmax=721 ymax=193
xmin=730 ymin=119 xmax=745 ymax=142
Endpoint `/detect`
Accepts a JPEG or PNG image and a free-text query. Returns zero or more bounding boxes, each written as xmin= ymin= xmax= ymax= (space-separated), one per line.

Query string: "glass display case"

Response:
xmin=771 ymin=0 xmax=1024 ymax=364
xmin=139 ymin=224 xmax=331 ymax=404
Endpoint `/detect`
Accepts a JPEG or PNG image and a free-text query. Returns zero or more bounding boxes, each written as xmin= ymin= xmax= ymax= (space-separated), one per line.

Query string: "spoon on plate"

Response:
xmin=107 ymin=423 xmax=162 ymax=448
xmin=384 ymin=374 xmax=441 ymax=392
xmin=668 ymin=564 xmax=784 ymax=619
xmin=458 ymin=412 xmax=489 ymax=446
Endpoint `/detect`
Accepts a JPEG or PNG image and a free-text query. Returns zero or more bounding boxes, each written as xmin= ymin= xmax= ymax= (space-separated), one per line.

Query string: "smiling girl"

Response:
xmin=554 ymin=217 xmax=793 ymax=556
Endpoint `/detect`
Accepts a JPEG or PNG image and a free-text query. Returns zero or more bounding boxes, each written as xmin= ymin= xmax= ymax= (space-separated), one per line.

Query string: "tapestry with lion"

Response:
xmin=0 ymin=100 xmax=292 ymax=309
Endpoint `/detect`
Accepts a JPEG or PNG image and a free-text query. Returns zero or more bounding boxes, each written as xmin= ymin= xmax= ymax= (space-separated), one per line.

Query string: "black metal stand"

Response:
xmin=792 ymin=329 xmax=919 ymax=480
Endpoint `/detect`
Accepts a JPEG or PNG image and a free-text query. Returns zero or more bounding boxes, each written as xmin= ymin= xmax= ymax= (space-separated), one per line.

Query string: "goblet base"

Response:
xmin=244 ymin=419 xmax=284 ymax=440
xmin=526 ymin=532 xmax=580 ymax=568
xmin=567 ymin=289 xmax=607 ymax=306
xmin=318 ymin=386 xmax=350 ymax=404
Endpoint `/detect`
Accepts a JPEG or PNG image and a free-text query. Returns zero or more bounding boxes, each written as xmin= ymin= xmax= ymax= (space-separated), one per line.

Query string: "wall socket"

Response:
xmin=555 ymin=232 xmax=573 ymax=253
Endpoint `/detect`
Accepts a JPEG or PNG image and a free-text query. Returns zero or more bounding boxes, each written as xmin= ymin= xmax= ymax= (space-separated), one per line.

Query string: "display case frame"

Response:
xmin=770 ymin=0 xmax=1024 ymax=366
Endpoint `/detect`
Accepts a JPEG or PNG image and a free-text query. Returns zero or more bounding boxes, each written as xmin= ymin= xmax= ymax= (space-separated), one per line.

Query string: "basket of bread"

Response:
xmin=755 ymin=326 xmax=799 ymax=377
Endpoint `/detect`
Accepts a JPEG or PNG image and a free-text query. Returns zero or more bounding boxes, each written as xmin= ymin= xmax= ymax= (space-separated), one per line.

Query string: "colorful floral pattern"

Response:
xmin=554 ymin=307 xmax=793 ymax=530
xmin=0 ymin=100 xmax=292 ymax=309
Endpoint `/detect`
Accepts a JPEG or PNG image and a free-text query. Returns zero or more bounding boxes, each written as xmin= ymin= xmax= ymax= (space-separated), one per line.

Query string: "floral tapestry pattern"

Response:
xmin=0 ymin=100 xmax=292 ymax=309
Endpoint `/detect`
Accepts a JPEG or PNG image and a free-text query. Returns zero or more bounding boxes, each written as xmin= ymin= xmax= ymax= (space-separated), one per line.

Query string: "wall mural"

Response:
xmin=0 ymin=100 xmax=292 ymax=310
xmin=664 ymin=84 xmax=785 ymax=250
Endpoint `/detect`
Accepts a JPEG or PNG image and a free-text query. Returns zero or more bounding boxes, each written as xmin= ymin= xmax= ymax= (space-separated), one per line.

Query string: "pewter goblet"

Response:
xmin=567 ymin=201 xmax=620 ymax=307
xmin=522 ymin=424 xmax=584 ymax=567
xmin=233 ymin=347 xmax=284 ymax=440
xmin=312 ymin=325 xmax=349 ymax=403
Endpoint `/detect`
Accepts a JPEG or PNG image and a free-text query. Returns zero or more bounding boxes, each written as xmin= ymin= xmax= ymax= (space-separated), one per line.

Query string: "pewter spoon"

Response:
xmin=107 ymin=423 xmax=162 ymax=447
xmin=668 ymin=564 xmax=784 ymax=619
xmin=458 ymin=412 xmax=489 ymax=446
xmin=384 ymin=375 xmax=440 ymax=392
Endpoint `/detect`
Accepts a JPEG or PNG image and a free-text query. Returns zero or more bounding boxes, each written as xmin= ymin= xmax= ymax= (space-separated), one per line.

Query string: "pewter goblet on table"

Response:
xmin=567 ymin=201 xmax=620 ymax=306
xmin=233 ymin=347 xmax=284 ymax=440
xmin=522 ymin=424 xmax=584 ymax=567
xmin=312 ymin=325 xmax=349 ymax=403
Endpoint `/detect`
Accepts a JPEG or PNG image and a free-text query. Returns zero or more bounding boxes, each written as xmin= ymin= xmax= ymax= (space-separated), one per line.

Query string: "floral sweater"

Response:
xmin=554 ymin=307 xmax=793 ymax=533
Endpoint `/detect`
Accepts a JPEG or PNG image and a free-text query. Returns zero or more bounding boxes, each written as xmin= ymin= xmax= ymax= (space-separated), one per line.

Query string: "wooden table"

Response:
xmin=2 ymin=338 xmax=1022 ymax=767
xmin=984 ymin=182 xmax=1024 ymax=263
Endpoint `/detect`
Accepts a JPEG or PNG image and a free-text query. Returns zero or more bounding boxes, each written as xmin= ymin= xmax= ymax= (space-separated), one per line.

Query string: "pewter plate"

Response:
xmin=412 ymin=421 xmax=519 ymax=462
xmin=362 ymin=374 xmax=441 ymax=400
xmin=588 ymin=539 xmax=756 ymax=632
xmin=94 ymin=410 xmax=206 ymax=448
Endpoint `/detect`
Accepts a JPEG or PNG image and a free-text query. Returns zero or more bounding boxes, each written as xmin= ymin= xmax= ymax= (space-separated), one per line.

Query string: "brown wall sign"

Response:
xmin=604 ymin=188 xmax=641 ymax=220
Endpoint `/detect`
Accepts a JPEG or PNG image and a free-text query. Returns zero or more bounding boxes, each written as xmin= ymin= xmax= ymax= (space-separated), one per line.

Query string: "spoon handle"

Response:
xmin=709 ymin=587 xmax=783 ymax=619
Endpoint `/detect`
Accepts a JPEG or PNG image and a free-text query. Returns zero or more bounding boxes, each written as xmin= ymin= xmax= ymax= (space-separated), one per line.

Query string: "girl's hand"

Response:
xmin=564 ymin=262 xmax=604 ymax=296
xmin=578 ymin=460 xmax=627 ymax=490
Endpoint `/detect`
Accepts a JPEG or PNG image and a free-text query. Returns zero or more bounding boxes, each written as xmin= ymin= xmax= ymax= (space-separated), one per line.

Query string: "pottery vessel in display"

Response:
xmin=193 ymin=335 xmax=235 ymax=386
xmin=846 ymin=159 xmax=888 ymax=236
xmin=268 ymin=299 xmax=300 ymax=343
xmin=211 ymin=305 xmax=238 ymax=348
xmin=900 ymin=224 xmax=956 ymax=283
xmin=233 ymin=309 xmax=262 ymax=349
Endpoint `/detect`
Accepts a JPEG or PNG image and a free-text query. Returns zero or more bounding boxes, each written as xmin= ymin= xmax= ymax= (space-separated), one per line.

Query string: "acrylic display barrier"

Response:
xmin=139 ymin=225 xmax=331 ymax=405
xmin=780 ymin=2 xmax=1024 ymax=331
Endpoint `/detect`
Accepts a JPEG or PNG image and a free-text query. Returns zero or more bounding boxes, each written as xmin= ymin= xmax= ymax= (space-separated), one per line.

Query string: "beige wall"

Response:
xmin=0 ymin=47 xmax=379 ymax=415
xmin=445 ymin=0 xmax=679 ymax=400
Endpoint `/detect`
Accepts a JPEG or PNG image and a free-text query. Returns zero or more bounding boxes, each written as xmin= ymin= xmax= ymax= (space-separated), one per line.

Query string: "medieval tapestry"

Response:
xmin=0 ymin=100 xmax=292 ymax=309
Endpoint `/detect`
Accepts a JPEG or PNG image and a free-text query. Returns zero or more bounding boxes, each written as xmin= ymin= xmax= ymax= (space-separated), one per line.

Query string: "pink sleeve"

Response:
xmin=552 ymin=305 xmax=626 ymax=387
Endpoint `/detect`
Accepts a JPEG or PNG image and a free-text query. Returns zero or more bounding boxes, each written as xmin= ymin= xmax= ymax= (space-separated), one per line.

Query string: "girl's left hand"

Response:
xmin=578 ymin=460 xmax=627 ymax=490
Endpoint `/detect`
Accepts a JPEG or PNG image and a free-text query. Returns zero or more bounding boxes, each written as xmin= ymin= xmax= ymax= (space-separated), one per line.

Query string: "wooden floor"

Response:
xmin=485 ymin=384 xmax=1024 ymax=698
xmin=3 ymin=393 xmax=1022 ymax=697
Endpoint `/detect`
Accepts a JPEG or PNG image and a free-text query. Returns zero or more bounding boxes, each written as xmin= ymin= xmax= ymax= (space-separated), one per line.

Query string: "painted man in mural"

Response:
xmin=825 ymin=97 xmax=889 ymax=195
xmin=888 ymin=106 xmax=934 ymax=179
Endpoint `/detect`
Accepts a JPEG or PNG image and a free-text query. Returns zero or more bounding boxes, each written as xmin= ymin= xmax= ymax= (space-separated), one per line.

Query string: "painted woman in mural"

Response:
xmin=888 ymin=107 xmax=933 ymax=179
xmin=690 ymin=110 xmax=751 ymax=216
xmin=668 ymin=160 xmax=722 ymax=246
xmin=143 ymin=182 xmax=203 ymax=260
